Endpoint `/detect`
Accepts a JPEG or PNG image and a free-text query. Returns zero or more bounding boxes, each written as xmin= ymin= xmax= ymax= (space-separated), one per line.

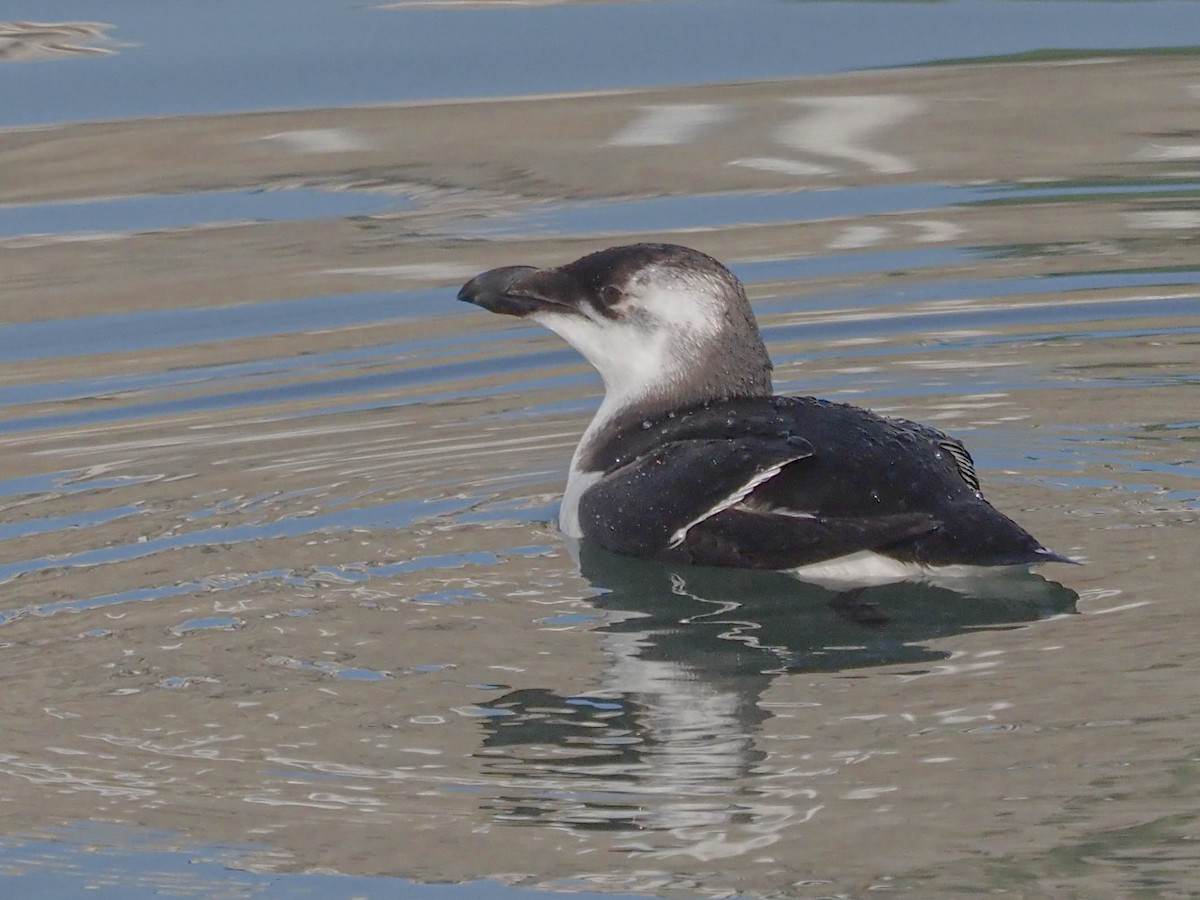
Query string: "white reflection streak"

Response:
xmin=910 ymin=219 xmax=964 ymax=243
xmin=628 ymin=804 xmax=822 ymax=861
xmin=729 ymin=157 xmax=835 ymax=177
xmin=592 ymin=615 xmax=817 ymax=859
xmin=1125 ymin=210 xmax=1200 ymax=230
xmin=607 ymin=104 xmax=733 ymax=147
xmin=1086 ymin=600 xmax=1152 ymax=616
xmin=83 ymin=732 xmax=246 ymax=762
xmin=261 ymin=129 xmax=371 ymax=153
xmin=827 ymin=224 xmax=891 ymax=250
xmin=771 ymin=291 xmax=1195 ymax=330
xmin=0 ymin=752 xmax=159 ymax=799
xmin=325 ymin=263 xmax=477 ymax=280
xmin=1129 ymin=83 xmax=1200 ymax=162
xmin=25 ymin=427 xmax=578 ymax=472
xmin=1132 ymin=144 xmax=1200 ymax=161
xmin=734 ymin=95 xmax=921 ymax=177
xmin=778 ymin=96 xmax=921 ymax=174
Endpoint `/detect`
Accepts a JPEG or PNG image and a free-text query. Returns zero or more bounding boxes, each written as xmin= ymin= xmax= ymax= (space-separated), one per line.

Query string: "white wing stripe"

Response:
xmin=667 ymin=455 xmax=805 ymax=548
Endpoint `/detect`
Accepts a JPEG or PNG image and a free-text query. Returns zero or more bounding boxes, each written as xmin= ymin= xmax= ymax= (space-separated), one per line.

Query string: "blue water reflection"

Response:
xmin=5 ymin=1 xmax=1199 ymax=126
xmin=0 ymin=189 xmax=413 ymax=238
xmin=0 ymin=826 xmax=657 ymax=900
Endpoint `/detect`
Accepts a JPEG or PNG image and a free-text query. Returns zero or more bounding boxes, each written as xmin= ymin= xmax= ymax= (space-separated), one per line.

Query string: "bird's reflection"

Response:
xmin=475 ymin=547 xmax=1078 ymax=839
xmin=577 ymin=545 xmax=1079 ymax=674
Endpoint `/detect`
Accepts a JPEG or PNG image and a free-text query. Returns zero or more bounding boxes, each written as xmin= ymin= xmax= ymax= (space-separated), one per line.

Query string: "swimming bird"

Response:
xmin=458 ymin=243 xmax=1071 ymax=582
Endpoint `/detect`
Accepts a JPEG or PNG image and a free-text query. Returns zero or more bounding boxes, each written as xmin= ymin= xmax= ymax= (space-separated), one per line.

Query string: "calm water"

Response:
xmin=2 ymin=2 xmax=1200 ymax=897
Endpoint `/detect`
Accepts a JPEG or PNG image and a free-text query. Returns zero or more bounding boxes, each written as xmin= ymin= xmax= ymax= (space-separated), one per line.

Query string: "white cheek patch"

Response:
xmin=631 ymin=268 xmax=725 ymax=340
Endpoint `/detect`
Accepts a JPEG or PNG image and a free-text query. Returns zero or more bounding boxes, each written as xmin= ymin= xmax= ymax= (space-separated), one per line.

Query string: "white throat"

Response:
xmin=558 ymin=387 xmax=648 ymax=538
xmin=534 ymin=270 xmax=730 ymax=538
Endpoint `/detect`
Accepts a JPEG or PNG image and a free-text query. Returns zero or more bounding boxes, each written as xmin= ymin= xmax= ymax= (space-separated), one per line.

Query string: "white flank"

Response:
xmin=791 ymin=550 xmax=927 ymax=583
xmin=790 ymin=550 xmax=1032 ymax=587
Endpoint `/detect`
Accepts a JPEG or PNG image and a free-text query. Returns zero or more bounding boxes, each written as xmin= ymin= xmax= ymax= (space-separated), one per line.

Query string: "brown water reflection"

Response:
xmin=0 ymin=21 xmax=118 ymax=62
xmin=0 ymin=44 xmax=1199 ymax=900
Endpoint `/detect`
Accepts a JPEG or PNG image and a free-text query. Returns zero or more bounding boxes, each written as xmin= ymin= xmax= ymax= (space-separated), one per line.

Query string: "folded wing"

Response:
xmin=578 ymin=434 xmax=814 ymax=557
xmin=576 ymin=398 xmax=954 ymax=568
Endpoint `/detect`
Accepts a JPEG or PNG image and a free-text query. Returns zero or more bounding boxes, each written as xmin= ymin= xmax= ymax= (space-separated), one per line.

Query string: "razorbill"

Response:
xmin=458 ymin=243 xmax=1072 ymax=581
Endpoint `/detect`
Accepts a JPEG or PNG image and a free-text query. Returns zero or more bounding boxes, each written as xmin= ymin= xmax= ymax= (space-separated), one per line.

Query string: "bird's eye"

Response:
xmin=600 ymin=285 xmax=623 ymax=306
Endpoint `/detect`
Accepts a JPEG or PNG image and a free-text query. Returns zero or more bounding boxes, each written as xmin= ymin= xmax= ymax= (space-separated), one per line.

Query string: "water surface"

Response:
xmin=2 ymin=1 xmax=1199 ymax=897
